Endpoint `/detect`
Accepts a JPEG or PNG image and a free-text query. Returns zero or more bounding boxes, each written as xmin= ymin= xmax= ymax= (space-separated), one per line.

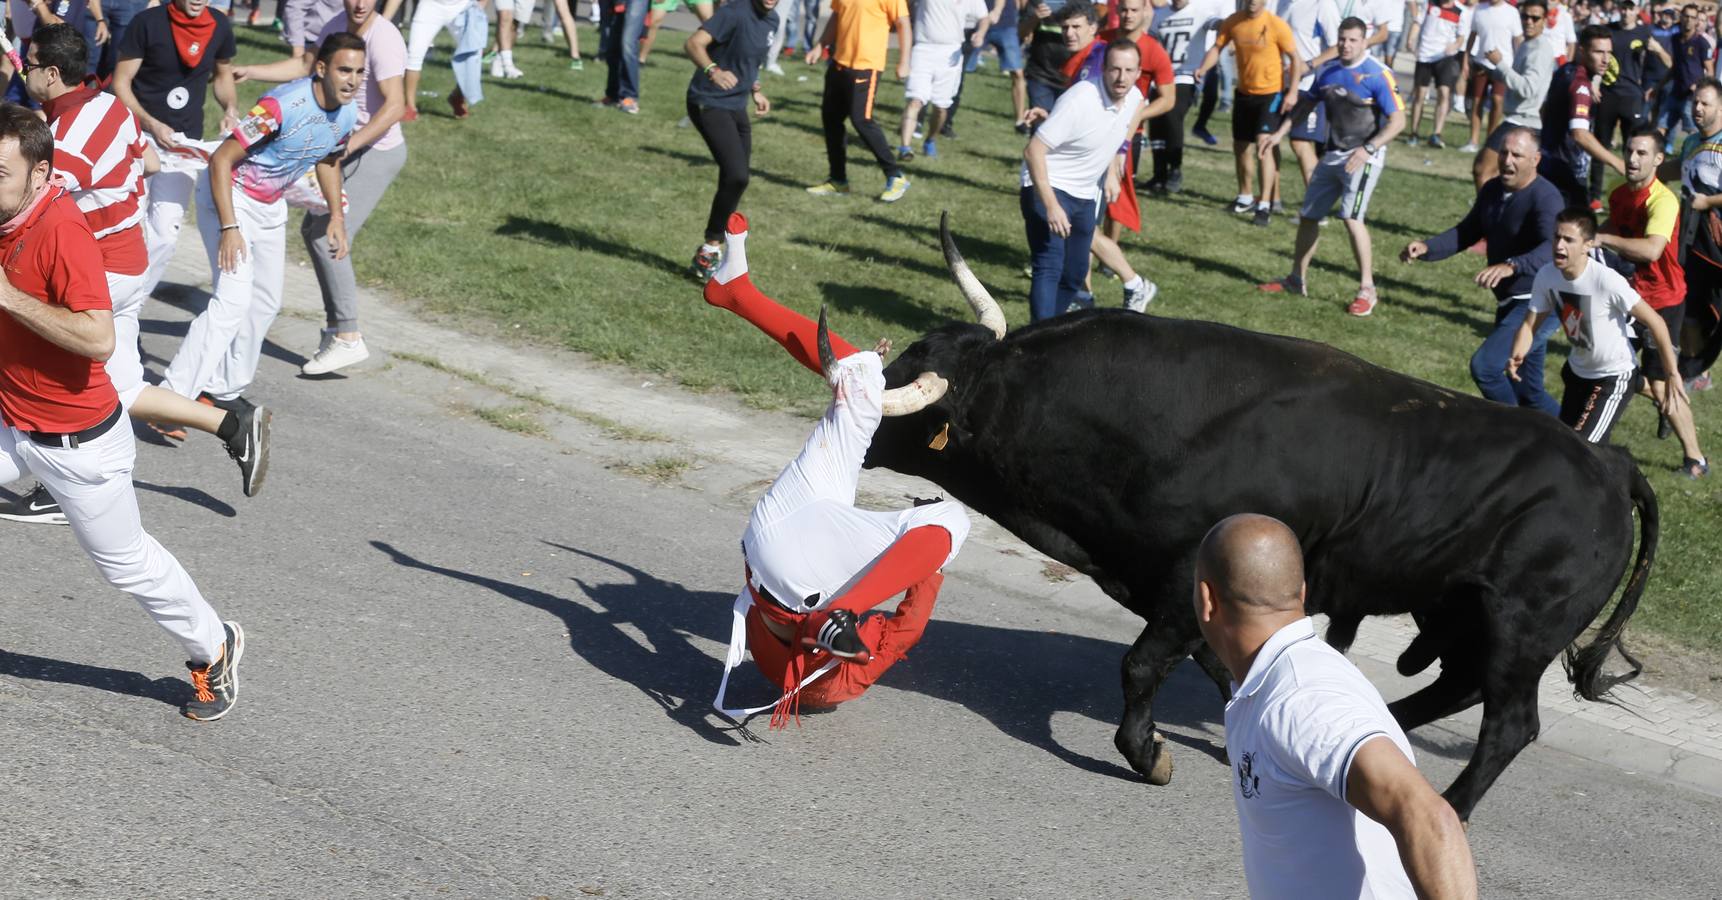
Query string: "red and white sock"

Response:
xmin=703 ymin=213 xmax=858 ymax=376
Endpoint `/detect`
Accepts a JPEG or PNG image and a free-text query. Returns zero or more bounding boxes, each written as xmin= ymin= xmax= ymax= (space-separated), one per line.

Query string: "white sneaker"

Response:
xmin=1459 ymin=142 xmax=1479 ymax=153
xmin=765 ymin=61 xmax=785 ymax=76
xmin=490 ymin=57 xmax=506 ymax=77
xmin=315 ymin=326 xmax=335 ymax=355
xmin=1123 ymin=279 xmax=1158 ymax=313
xmin=504 ymin=64 xmax=526 ymax=79
xmin=301 ymin=335 xmax=370 ymax=375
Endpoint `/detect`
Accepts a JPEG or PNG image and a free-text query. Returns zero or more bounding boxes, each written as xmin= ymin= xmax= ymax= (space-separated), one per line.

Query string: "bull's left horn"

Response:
xmin=940 ymin=211 xmax=1007 ymax=340
xmin=816 ymin=304 xmax=839 ymax=381
xmin=881 ymin=372 xmax=950 ymax=416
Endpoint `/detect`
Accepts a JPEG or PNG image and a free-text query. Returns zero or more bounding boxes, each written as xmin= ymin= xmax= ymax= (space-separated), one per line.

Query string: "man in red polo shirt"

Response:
xmin=0 ymin=103 xmax=244 ymax=721
xmin=0 ymin=25 xmax=270 ymax=528
xmin=1600 ymin=125 xmax=1709 ymax=477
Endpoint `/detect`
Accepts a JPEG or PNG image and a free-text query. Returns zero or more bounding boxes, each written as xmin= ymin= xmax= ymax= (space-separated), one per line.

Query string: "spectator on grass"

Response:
xmin=1020 ymin=39 xmax=1145 ymax=322
xmin=804 ymin=0 xmax=914 ymax=202
xmin=282 ymin=0 xmax=345 ymax=66
xmin=112 ymin=0 xmax=240 ymax=303
xmin=767 ymin=0 xmax=825 ymax=72
xmin=895 ymin=0 xmax=989 ymax=161
xmin=1274 ymin=0 xmax=1340 ymax=192
xmin=1471 ymin=0 xmax=1557 ymax=187
xmin=1600 ymin=126 xmax=1708 ymax=476
xmin=684 ymin=0 xmax=778 ymax=282
xmin=598 ymin=0 xmax=652 ymax=113
xmin=234 ymin=0 xmax=407 ymax=375
xmin=1459 ymin=0 xmax=1521 ymax=156
xmin=1675 ymin=77 xmax=1722 ymax=392
xmin=1403 ymin=0 xmax=1470 ymax=149
xmin=1257 ymin=17 xmax=1404 ymax=317
xmin=1540 ymin=24 xmax=1625 ymax=207
xmin=1587 ymin=1 xmax=1671 ymax=204
xmin=955 ymin=0 xmax=1026 ymax=131
xmin=1192 ymin=0 xmax=1302 ymax=228
xmin=1656 ymin=4 xmax=1713 ymax=153
xmin=643 ymin=0 xmax=715 ymax=64
xmin=385 ymin=0 xmax=488 ymax=119
xmin=1402 ymin=127 xmax=1565 ymax=413
xmin=1151 ymin=0 xmax=1228 ymax=168
xmin=1019 ymin=0 xmax=1095 ymax=132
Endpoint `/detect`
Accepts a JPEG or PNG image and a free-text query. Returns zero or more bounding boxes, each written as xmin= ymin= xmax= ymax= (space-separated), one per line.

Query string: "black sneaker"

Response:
xmin=1428 ymin=133 xmax=1446 ymax=150
xmin=225 ymin=404 xmax=272 ymax=498
xmin=1657 ymin=413 xmax=1673 ymax=440
xmin=1165 ymin=169 xmax=1184 ymax=193
xmin=0 ymin=483 xmax=67 ymax=525
xmin=939 ymin=121 xmax=956 ymax=139
xmin=1252 ymin=207 xmax=1272 ymax=227
xmin=801 ymin=609 xmax=872 ymax=663
xmin=199 ymin=392 xmax=254 ymax=414
xmin=184 ymin=621 xmax=244 ymax=721
xmin=1015 ymin=122 xmax=1032 ymax=135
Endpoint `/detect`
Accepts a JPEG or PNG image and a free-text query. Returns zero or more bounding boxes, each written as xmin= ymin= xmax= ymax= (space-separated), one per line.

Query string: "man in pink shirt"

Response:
xmin=234 ymin=0 xmax=407 ymax=376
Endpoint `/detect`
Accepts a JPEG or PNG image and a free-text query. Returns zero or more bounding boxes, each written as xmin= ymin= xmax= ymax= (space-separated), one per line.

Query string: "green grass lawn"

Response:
xmin=225 ymin=25 xmax=1719 ymax=654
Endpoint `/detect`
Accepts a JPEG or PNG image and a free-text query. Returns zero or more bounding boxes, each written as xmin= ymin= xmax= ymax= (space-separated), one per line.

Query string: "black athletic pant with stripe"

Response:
xmin=822 ymin=64 xmax=902 ymax=183
xmin=688 ymin=100 xmax=752 ymax=243
xmin=1559 ymin=362 xmax=1638 ymax=444
xmin=1149 ymin=83 xmax=1195 ymax=183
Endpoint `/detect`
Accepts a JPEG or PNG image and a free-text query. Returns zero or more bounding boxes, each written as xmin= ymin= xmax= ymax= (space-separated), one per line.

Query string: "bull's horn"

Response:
xmin=881 ymin=372 xmax=950 ymax=416
xmin=816 ymin=304 xmax=838 ymax=381
xmin=940 ymin=211 xmax=1007 ymax=340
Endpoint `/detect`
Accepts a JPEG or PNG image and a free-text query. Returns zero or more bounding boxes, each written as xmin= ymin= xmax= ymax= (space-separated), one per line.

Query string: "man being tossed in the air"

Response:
xmin=704 ymin=214 xmax=971 ymax=725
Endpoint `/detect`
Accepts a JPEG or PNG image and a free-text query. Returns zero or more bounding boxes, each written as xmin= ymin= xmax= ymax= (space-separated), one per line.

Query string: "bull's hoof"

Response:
xmin=1145 ymin=732 xmax=1174 ymax=785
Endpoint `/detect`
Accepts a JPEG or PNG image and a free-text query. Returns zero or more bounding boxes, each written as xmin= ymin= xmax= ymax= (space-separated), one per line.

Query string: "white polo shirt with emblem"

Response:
xmin=1223 ymin=617 xmax=1417 ymax=900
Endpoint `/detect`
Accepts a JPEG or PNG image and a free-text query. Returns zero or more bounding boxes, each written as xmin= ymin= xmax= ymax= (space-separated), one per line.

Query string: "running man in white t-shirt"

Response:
xmin=1192 ymin=514 xmax=1477 ymax=900
xmin=1510 ymin=207 xmax=1690 ymax=442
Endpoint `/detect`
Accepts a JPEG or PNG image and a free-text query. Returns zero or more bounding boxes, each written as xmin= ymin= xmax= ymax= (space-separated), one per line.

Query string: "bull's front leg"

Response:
xmin=1115 ymin=620 xmax=1206 ymax=786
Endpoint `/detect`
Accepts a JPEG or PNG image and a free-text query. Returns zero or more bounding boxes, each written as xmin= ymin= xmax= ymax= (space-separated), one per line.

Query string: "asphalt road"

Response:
xmin=1 ymin=285 xmax=1718 ymax=899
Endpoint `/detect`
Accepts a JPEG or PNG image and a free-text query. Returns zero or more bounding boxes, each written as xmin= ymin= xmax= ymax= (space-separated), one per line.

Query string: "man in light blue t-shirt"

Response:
xmin=162 ymin=33 xmax=362 ymax=420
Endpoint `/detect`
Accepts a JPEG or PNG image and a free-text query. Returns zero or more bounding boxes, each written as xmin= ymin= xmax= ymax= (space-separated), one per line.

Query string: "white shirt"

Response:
xmin=1414 ymin=2 xmax=1472 ymax=63
xmin=1021 ymin=79 xmax=1145 ymax=200
xmin=1546 ymin=1 xmax=1578 ymax=49
xmin=1155 ymin=0 xmax=1230 ymax=83
xmin=1334 ymin=0 xmax=1394 ymax=36
xmin=915 ymin=0 xmax=990 ymax=47
xmin=1225 ymin=618 xmax=1417 ymax=900
xmin=1278 ymin=0 xmax=1342 ymax=89
xmin=1468 ymin=0 xmax=1522 ymax=64
xmin=1530 ymin=256 xmax=1644 ymax=379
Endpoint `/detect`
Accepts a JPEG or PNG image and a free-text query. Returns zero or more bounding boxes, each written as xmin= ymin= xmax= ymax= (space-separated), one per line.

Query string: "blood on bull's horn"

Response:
xmin=817 ymin=304 xmax=950 ymax=415
xmin=939 ymin=211 xmax=1007 ymax=340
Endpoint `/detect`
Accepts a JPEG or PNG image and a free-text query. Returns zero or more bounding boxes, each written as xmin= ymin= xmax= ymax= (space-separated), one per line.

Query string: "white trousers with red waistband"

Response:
xmin=0 ymin=422 xmax=222 ymax=663
xmin=162 ymin=174 xmax=288 ymax=403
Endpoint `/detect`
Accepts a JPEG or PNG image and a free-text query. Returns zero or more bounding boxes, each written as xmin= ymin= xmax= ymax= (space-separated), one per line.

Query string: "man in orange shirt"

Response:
xmin=805 ymin=0 xmax=915 ymax=202
xmin=1600 ymin=126 xmax=1708 ymax=477
xmin=1192 ymin=0 xmax=1301 ymax=227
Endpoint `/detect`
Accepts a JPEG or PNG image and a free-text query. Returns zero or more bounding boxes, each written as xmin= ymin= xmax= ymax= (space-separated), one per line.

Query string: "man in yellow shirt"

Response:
xmin=1193 ymin=0 xmax=1301 ymax=227
xmin=805 ymin=0 xmax=915 ymax=202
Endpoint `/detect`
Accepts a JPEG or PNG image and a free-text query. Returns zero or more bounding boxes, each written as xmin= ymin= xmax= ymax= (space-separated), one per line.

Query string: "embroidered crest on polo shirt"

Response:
xmin=1238 ymin=750 xmax=1261 ymax=799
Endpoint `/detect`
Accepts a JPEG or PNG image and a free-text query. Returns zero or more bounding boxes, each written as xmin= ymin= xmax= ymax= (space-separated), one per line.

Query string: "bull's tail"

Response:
xmin=1563 ymin=457 xmax=1657 ymax=701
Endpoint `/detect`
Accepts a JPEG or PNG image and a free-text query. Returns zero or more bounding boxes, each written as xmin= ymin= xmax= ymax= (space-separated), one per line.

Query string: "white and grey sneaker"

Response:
xmin=0 ymin=483 xmax=67 ymax=525
xmin=1123 ymin=279 xmax=1158 ymax=313
xmin=184 ymin=621 xmax=245 ymax=721
xmin=301 ymin=335 xmax=370 ymax=375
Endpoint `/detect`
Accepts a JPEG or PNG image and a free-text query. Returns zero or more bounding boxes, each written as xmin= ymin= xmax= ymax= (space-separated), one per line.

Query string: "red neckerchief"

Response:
xmin=38 ymin=84 xmax=101 ymax=127
xmin=167 ymin=3 xmax=218 ymax=69
xmin=0 ymin=178 xmax=59 ymax=238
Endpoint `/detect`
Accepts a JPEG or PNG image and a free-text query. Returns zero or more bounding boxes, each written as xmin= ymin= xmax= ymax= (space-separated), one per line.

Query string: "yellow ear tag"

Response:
xmin=928 ymin=422 xmax=951 ymax=451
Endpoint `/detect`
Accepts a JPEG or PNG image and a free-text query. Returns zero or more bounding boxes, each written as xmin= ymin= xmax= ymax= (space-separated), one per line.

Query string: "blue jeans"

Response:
xmin=1471 ymin=295 xmax=1560 ymax=414
xmin=1657 ymin=88 xmax=1696 ymax=149
xmin=96 ymin=0 xmax=147 ymax=80
xmin=600 ymin=0 xmax=649 ymax=102
xmin=1021 ymin=186 xmax=1097 ymax=323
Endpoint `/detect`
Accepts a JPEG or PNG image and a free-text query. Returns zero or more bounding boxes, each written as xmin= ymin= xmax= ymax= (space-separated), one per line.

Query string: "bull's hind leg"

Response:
xmin=1388 ymin=667 xmax=1482 ymax=732
xmin=1442 ymin=675 xmax=1541 ymax=822
xmin=1115 ymin=621 xmax=1206 ymax=786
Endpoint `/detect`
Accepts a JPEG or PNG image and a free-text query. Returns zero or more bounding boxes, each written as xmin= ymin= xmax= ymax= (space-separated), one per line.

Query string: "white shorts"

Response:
xmin=1299 ymin=147 xmax=1386 ymax=222
xmin=904 ymin=42 xmax=964 ymax=108
xmin=494 ymin=0 xmax=535 ymax=16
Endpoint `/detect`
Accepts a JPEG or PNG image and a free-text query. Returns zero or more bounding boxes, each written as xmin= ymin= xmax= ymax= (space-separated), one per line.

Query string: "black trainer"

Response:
xmin=1657 ymin=413 xmax=1673 ymax=440
xmin=1165 ymin=169 xmax=1183 ymax=194
xmin=801 ymin=608 xmax=873 ymax=663
xmin=0 ymin=483 xmax=67 ymax=525
xmin=200 ymin=392 xmax=254 ymax=414
xmin=184 ymin=621 xmax=244 ymax=721
xmin=226 ymin=404 xmax=272 ymax=498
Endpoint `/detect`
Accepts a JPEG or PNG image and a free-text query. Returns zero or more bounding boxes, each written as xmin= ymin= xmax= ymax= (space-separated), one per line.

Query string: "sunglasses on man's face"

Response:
xmin=1522 ymin=12 xmax=1544 ymax=20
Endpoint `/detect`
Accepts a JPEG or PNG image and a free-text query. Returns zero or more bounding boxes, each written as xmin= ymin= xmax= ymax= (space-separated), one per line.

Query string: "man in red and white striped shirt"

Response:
xmin=0 ymin=23 xmax=271 ymax=526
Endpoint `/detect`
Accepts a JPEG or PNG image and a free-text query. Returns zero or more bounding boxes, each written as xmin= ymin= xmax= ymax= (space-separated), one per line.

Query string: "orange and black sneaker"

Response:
xmin=184 ymin=621 xmax=245 ymax=721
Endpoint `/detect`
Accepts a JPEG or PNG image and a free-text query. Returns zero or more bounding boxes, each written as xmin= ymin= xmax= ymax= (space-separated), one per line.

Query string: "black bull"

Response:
xmin=857 ymin=222 xmax=1658 ymax=823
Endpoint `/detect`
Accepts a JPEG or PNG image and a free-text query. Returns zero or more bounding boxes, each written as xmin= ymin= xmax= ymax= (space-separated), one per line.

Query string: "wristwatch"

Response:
xmin=1363 ymin=142 xmax=1379 ymax=155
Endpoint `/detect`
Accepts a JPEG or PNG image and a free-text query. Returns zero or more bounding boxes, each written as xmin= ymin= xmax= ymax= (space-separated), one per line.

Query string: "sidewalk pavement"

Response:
xmin=159 ymin=215 xmax=1722 ymax=802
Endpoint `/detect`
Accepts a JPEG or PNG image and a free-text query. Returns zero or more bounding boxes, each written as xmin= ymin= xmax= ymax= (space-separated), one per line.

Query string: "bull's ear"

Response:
xmin=925 ymin=413 xmax=969 ymax=453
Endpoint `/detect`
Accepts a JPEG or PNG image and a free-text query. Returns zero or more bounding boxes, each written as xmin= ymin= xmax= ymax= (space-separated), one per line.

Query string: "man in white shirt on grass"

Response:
xmin=1192 ymin=513 xmax=1478 ymax=900
xmin=1461 ymin=0 xmax=1522 ymax=153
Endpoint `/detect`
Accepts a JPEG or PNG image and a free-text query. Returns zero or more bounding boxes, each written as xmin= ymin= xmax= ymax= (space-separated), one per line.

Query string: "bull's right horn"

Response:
xmin=881 ymin=372 xmax=950 ymax=416
xmin=816 ymin=304 xmax=839 ymax=381
xmin=940 ymin=211 xmax=1007 ymax=340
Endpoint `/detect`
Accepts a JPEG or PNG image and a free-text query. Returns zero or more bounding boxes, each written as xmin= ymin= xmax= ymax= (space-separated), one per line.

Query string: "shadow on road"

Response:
xmin=0 ymin=648 xmax=187 ymax=707
xmin=134 ymin=481 xmax=238 ymax=518
xmin=372 ymin=537 xmax=1229 ymax=780
xmin=370 ymin=539 xmax=746 ymax=748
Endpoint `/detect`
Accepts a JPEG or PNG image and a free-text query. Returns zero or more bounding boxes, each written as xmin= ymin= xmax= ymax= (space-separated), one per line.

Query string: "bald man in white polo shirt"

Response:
xmin=1192 ymin=513 xmax=1477 ymax=900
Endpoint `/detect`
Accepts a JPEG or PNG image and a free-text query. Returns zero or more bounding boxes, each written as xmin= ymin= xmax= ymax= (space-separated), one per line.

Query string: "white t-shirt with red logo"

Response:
xmin=1530 ymin=255 xmax=1643 ymax=379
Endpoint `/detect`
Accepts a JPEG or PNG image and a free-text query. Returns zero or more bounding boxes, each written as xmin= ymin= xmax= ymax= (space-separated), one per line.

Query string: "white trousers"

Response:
xmin=0 ymin=420 xmax=222 ymax=663
xmin=163 ymin=174 xmax=287 ymax=402
xmin=406 ymin=0 xmax=476 ymax=69
xmin=139 ymin=136 xmax=207 ymax=303
xmin=106 ymin=269 xmax=149 ymax=409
